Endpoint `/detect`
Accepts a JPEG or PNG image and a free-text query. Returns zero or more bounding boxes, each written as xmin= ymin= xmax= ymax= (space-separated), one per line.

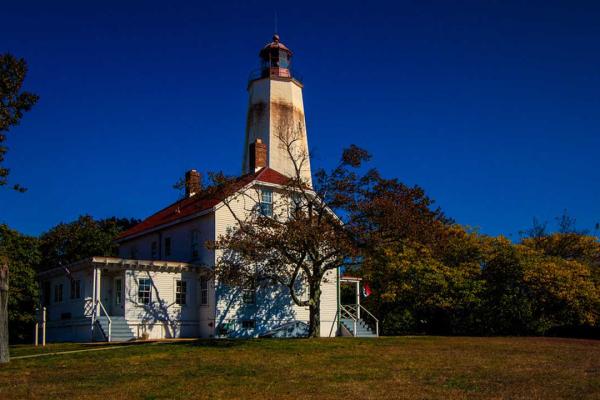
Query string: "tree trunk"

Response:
xmin=0 ymin=258 xmax=9 ymax=363
xmin=308 ymin=281 xmax=322 ymax=338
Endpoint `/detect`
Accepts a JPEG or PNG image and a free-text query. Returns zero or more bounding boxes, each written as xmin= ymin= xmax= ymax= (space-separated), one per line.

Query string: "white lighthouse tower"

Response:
xmin=243 ymin=34 xmax=312 ymax=186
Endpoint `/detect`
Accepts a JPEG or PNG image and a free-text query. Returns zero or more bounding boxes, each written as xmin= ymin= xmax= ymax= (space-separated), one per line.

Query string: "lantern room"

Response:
xmin=259 ymin=34 xmax=293 ymax=79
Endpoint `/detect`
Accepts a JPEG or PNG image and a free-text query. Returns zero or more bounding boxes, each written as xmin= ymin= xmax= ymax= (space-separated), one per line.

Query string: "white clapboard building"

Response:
xmin=38 ymin=35 xmax=378 ymax=342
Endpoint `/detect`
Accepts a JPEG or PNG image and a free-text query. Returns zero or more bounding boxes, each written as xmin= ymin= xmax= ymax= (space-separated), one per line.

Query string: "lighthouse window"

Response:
xmin=279 ymin=53 xmax=289 ymax=68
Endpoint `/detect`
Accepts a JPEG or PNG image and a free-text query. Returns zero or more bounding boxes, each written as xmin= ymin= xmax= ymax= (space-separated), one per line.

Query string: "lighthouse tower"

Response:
xmin=243 ymin=34 xmax=312 ymax=186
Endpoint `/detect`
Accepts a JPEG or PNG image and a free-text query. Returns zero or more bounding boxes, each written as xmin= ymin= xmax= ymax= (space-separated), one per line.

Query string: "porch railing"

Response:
xmin=93 ymin=300 xmax=112 ymax=342
xmin=340 ymin=304 xmax=358 ymax=336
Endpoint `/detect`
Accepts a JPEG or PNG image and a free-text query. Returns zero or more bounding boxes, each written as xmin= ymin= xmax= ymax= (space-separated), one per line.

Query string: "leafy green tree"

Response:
xmin=0 ymin=54 xmax=39 ymax=192
xmin=479 ymin=238 xmax=537 ymax=335
xmin=39 ymin=216 xmax=139 ymax=269
xmin=0 ymin=225 xmax=41 ymax=345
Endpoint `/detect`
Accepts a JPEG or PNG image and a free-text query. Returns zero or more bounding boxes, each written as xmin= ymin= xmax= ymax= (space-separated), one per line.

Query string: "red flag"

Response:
xmin=362 ymin=283 xmax=372 ymax=297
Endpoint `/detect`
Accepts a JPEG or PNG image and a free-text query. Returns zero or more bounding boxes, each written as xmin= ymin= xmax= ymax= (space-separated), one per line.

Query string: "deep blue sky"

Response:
xmin=1 ymin=0 xmax=599 ymax=238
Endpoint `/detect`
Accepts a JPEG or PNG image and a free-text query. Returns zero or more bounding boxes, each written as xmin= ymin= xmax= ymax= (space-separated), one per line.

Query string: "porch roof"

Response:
xmin=38 ymin=256 xmax=212 ymax=279
xmin=340 ymin=275 xmax=362 ymax=282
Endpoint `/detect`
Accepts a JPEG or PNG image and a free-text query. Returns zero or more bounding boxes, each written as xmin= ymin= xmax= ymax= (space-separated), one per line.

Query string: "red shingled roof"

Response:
xmin=117 ymin=167 xmax=290 ymax=241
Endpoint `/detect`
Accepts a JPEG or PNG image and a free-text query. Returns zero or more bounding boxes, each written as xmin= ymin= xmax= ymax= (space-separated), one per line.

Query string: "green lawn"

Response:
xmin=1 ymin=337 xmax=599 ymax=399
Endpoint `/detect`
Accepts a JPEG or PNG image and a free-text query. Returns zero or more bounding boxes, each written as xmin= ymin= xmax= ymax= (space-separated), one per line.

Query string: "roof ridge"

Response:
xmin=117 ymin=167 xmax=287 ymax=241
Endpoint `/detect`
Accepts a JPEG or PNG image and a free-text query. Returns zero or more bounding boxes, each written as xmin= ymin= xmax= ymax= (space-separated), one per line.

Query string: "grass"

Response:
xmin=1 ymin=336 xmax=599 ymax=399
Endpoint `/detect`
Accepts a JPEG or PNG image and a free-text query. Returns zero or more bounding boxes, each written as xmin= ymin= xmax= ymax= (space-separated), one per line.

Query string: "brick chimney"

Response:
xmin=185 ymin=170 xmax=201 ymax=198
xmin=249 ymin=138 xmax=267 ymax=172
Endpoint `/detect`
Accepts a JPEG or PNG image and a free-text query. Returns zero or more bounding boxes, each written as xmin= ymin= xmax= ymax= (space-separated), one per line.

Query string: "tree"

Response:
xmin=0 ymin=257 xmax=8 ymax=363
xmin=39 ymin=215 xmax=139 ymax=269
xmin=211 ymin=127 xmax=368 ymax=337
xmin=0 ymin=54 xmax=38 ymax=363
xmin=0 ymin=225 xmax=40 ymax=344
xmin=0 ymin=54 xmax=39 ymax=192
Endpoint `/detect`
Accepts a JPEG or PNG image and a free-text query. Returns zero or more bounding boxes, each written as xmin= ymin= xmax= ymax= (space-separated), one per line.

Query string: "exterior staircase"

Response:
xmin=97 ymin=316 xmax=136 ymax=342
xmin=340 ymin=304 xmax=379 ymax=337
xmin=340 ymin=318 xmax=377 ymax=337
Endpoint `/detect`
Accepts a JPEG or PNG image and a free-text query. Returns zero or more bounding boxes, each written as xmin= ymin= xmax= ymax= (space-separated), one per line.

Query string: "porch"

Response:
xmin=39 ymin=256 xmax=212 ymax=343
xmin=339 ymin=276 xmax=378 ymax=337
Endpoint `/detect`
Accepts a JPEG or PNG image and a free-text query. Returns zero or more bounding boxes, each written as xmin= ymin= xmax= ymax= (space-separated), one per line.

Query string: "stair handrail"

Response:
xmin=340 ymin=304 xmax=357 ymax=336
xmin=97 ymin=300 xmax=112 ymax=342
xmin=358 ymin=304 xmax=379 ymax=337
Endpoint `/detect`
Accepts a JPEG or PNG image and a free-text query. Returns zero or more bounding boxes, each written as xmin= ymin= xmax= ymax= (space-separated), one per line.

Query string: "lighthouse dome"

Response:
xmin=259 ymin=34 xmax=293 ymax=57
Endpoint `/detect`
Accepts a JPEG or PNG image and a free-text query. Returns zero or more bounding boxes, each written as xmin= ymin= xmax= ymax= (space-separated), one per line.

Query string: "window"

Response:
xmin=242 ymin=288 xmax=256 ymax=304
xmin=175 ymin=280 xmax=187 ymax=306
xmin=54 ymin=284 xmax=63 ymax=303
xmin=199 ymin=277 xmax=209 ymax=305
xmin=115 ymin=279 xmax=122 ymax=305
xmin=150 ymin=241 xmax=158 ymax=260
xmin=164 ymin=237 xmax=172 ymax=257
xmin=289 ymin=192 xmax=302 ymax=217
xmin=138 ymin=278 xmax=151 ymax=305
xmin=191 ymin=230 xmax=200 ymax=260
xmin=242 ymin=320 xmax=255 ymax=329
xmin=70 ymin=280 xmax=81 ymax=300
xmin=260 ymin=189 xmax=273 ymax=217
xmin=42 ymin=281 xmax=51 ymax=306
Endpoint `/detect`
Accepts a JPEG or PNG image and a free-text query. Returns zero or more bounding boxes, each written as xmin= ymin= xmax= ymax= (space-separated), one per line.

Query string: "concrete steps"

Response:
xmin=341 ymin=318 xmax=377 ymax=337
xmin=97 ymin=316 xmax=136 ymax=342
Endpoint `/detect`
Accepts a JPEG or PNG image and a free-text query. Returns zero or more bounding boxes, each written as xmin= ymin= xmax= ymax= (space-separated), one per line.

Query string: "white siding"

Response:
xmin=40 ymin=269 xmax=95 ymax=342
xmin=118 ymin=212 xmax=215 ymax=265
xmin=214 ymin=186 xmax=339 ymax=337
xmin=124 ymin=269 xmax=203 ymax=339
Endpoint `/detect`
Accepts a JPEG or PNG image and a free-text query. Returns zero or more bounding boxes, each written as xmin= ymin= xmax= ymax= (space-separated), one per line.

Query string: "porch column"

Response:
xmin=95 ymin=268 xmax=102 ymax=316
xmin=91 ymin=266 xmax=97 ymax=340
xmin=356 ymin=281 xmax=361 ymax=319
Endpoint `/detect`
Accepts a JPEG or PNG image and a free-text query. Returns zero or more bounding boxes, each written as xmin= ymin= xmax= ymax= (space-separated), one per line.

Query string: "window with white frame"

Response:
xmin=242 ymin=320 xmax=255 ymax=329
xmin=242 ymin=288 xmax=256 ymax=304
xmin=130 ymin=246 xmax=138 ymax=259
xmin=260 ymin=189 xmax=273 ymax=217
xmin=115 ymin=278 xmax=122 ymax=305
xmin=175 ymin=280 xmax=187 ymax=306
xmin=191 ymin=230 xmax=200 ymax=260
xmin=70 ymin=279 xmax=81 ymax=300
xmin=289 ymin=192 xmax=302 ymax=217
xmin=150 ymin=241 xmax=158 ymax=260
xmin=164 ymin=237 xmax=172 ymax=257
xmin=54 ymin=283 xmax=63 ymax=303
xmin=199 ymin=277 xmax=208 ymax=305
xmin=138 ymin=278 xmax=151 ymax=305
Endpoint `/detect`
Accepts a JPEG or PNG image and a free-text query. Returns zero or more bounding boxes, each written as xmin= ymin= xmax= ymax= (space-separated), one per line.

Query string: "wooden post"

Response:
xmin=42 ymin=307 xmax=46 ymax=347
xmin=0 ymin=259 xmax=9 ymax=363
xmin=34 ymin=322 xmax=38 ymax=346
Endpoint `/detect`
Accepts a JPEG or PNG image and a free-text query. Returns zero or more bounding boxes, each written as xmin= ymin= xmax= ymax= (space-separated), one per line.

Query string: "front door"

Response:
xmin=113 ymin=277 xmax=124 ymax=316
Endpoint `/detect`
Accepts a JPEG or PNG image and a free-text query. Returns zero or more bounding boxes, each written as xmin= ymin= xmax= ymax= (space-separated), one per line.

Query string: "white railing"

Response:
xmin=95 ymin=300 xmax=112 ymax=342
xmin=340 ymin=305 xmax=358 ymax=336
xmin=340 ymin=304 xmax=379 ymax=337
